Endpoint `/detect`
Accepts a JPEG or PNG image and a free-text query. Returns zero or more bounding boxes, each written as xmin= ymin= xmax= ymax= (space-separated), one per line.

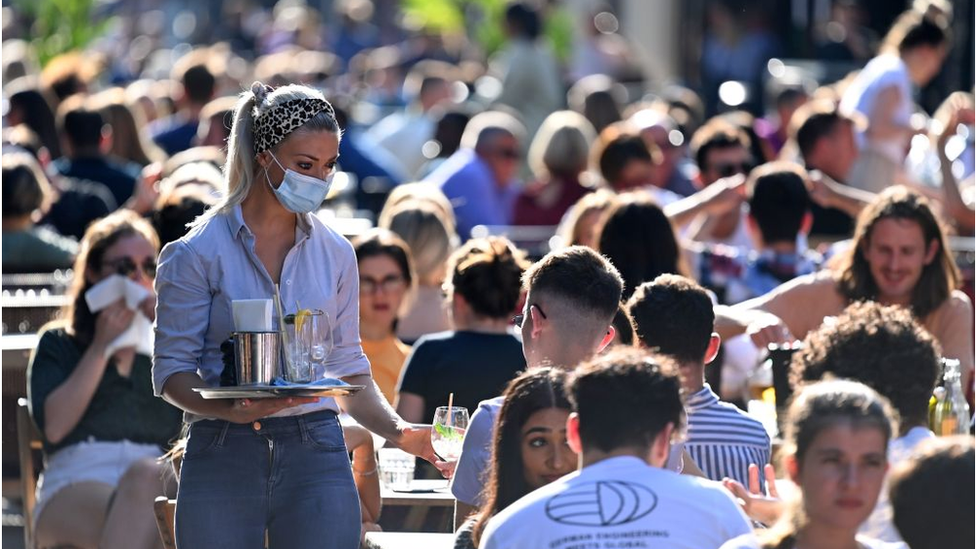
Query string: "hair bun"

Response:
xmin=250 ymin=81 xmax=270 ymax=104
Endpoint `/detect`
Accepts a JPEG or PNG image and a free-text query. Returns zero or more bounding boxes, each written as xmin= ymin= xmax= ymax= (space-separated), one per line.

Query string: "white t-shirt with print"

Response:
xmin=480 ymin=456 xmax=752 ymax=549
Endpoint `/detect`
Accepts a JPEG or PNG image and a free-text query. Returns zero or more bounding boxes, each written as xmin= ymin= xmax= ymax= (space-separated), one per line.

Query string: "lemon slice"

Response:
xmin=294 ymin=308 xmax=312 ymax=333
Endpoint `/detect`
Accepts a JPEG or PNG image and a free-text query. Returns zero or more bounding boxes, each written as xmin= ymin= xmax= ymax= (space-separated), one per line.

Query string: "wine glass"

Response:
xmin=431 ymin=406 xmax=469 ymax=462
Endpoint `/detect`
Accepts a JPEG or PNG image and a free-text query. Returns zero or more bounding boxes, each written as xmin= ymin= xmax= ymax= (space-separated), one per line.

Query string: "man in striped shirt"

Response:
xmin=627 ymin=274 xmax=771 ymax=488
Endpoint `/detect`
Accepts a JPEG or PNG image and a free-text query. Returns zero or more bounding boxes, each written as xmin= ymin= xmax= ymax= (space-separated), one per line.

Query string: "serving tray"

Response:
xmin=193 ymin=381 xmax=364 ymax=399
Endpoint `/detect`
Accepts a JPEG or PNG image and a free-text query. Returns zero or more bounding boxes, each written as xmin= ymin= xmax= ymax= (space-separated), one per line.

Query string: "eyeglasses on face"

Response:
xmin=103 ymin=256 xmax=157 ymax=279
xmin=512 ymin=303 xmax=547 ymax=328
xmin=360 ymin=275 xmax=406 ymax=294
xmin=715 ymin=161 xmax=754 ymax=178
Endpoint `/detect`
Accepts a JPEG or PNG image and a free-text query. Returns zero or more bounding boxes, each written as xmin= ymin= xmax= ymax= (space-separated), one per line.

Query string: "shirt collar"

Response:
xmin=686 ymin=383 xmax=720 ymax=410
xmin=226 ymin=204 xmax=314 ymax=240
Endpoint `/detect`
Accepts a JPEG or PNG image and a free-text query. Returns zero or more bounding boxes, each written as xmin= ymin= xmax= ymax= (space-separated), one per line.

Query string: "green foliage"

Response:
xmin=14 ymin=0 xmax=113 ymax=66
xmin=400 ymin=0 xmax=573 ymax=61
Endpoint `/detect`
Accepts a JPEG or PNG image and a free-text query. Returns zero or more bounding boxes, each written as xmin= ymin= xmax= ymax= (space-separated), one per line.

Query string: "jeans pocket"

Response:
xmin=183 ymin=422 xmax=225 ymax=458
xmin=304 ymin=418 xmax=347 ymax=452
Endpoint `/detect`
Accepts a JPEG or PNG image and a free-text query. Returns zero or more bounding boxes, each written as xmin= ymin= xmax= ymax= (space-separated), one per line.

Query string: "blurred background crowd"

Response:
xmin=1 ymin=0 xmax=974 ymax=547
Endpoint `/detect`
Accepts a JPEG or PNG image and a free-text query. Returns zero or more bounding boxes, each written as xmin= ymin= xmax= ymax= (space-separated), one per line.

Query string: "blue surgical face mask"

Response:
xmin=265 ymin=152 xmax=333 ymax=214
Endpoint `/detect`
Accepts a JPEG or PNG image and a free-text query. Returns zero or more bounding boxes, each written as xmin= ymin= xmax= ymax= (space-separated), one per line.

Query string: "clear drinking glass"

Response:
xmin=377 ymin=448 xmax=415 ymax=491
xmin=431 ymin=406 xmax=469 ymax=462
xmin=283 ymin=309 xmax=332 ymax=383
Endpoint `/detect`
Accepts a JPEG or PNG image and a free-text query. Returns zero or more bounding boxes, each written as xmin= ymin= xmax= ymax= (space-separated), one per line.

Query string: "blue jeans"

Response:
xmin=175 ymin=410 xmax=361 ymax=549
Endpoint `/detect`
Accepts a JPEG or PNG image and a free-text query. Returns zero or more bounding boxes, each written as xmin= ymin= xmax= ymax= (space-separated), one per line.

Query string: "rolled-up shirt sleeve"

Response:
xmin=153 ymin=240 xmax=212 ymax=396
xmin=327 ymin=237 xmax=371 ymax=379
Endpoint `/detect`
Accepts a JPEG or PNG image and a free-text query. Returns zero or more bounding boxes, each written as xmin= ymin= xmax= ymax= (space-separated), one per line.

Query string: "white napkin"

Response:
xmin=232 ymin=299 xmax=273 ymax=332
xmin=84 ymin=275 xmax=154 ymax=357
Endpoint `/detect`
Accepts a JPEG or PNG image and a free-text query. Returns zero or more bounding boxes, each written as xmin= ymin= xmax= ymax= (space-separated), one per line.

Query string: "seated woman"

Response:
xmin=513 ymin=110 xmax=597 ymax=226
xmin=27 ymin=210 xmax=183 ymax=549
xmin=352 ymin=228 xmax=416 ymax=404
xmin=395 ymin=236 xmax=528 ymax=444
xmin=381 ymin=198 xmax=458 ymax=344
xmin=455 ymin=367 xmax=577 ymax=549
xmin=720 ymin=379 xmax=899 ymax=549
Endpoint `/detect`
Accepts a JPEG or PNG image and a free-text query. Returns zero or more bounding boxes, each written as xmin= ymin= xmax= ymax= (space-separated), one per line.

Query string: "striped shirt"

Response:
xmin=685 ymin=384 xmax=771 ymax=490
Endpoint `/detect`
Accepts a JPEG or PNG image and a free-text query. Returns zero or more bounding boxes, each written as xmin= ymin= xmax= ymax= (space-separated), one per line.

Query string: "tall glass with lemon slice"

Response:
xmin=283 ymin=308 xmax=332 ymax=383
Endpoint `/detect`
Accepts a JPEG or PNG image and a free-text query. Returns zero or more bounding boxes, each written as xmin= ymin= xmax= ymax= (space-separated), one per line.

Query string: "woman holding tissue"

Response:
xmin=28 ymin=210 xmax=182 ymax=549
xmin=153 ymin=82 xmax=445 ymax=548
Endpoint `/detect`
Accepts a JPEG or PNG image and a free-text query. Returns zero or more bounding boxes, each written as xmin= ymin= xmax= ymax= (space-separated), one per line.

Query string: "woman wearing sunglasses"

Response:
xmin=27 ymin=210 xmax=183 ymax=549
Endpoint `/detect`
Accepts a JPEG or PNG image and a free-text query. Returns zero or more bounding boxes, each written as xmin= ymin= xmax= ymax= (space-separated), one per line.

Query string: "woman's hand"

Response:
xmin=218 ymin=397 xmax=320 ymax=424
xmin=92 ymin=300 xmax=136 ymax=351
xmin=722 ymin=463 xmax=784 ymax=525
xmin=394 ymin=423 xmax=454 ymax=478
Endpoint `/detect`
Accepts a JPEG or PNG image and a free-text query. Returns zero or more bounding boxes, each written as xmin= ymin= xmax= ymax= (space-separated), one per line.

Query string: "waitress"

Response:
xmin=153 ymin=81 xmax=443 ymax=548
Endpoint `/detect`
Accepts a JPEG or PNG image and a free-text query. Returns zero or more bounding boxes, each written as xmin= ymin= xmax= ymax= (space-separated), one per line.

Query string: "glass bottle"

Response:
xmin=935 ymin=359 xmax=971 ymax=436
xmin=928 ymin=387 xmax=945 ymax=434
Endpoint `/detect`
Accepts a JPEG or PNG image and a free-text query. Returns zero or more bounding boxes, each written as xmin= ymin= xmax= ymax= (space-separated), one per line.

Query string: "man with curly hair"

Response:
xmin=791 ymin=300 xmax=942 ymax=544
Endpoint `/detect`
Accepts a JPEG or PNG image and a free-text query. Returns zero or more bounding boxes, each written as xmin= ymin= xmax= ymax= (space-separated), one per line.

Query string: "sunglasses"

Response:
xmin=512 ymin=303 xmax=547 ymax=328
xmin=104 ymin=256 xmax=157 ymax=279
xmin=715 ymin=161 xmax=754 ymax=178
xmin=360 ymin=275 xmax=406 ymax=294
xmin=495 ymin=148 xmax=521 ymax=160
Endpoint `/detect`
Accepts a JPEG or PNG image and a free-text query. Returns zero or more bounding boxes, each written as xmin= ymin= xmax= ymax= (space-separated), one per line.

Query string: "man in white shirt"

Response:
xmin=480 ymin=348 xmax=753 ymax=549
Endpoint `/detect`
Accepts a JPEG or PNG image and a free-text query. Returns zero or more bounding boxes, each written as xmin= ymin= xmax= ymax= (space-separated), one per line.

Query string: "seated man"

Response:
xmin=716 ymin=186 xmax=974 ymax=393
xmin=628 ymin=274 xmax=770 ymax=488
xmin=687 ymin=161 xmax=822 ymax=305
xmin=480 ymin=347 xmax=752 ymax=549
xmin=424 ymin=111 xmax=525 ymax=240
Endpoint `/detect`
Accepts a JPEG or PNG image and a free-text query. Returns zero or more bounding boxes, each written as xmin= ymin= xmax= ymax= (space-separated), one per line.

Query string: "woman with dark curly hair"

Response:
xmin=395 ymin=236 xmax=529 ymax=428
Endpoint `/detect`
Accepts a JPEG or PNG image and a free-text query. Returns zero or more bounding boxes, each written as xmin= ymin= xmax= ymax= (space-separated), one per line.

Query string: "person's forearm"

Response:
xmin=937 ymin=147 xmax=975 ymax=232
xmin=339 ymin=375 xmax=404 ymax=443
xmin=665 ymin=194 xmax=711 ymax=227
xmin=714 ymin=305 xmax=757 ymax=342
xmin=43 ymin=341 xmax=112 ymax=443
xmin=826 ymin=184 xmax=875 ymax=218
xmin=161 ymin=371 xmax=234 ymax=419
xmin=352 ymin=446 xmax=381 ymax=521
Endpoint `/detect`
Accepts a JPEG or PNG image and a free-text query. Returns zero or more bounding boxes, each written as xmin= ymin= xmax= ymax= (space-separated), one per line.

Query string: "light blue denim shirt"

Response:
xmin=152 ymin=205 xmax=371 ymax=422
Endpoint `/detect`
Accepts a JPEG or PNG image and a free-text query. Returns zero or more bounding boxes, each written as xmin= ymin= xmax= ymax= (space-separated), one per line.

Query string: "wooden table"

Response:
xmin=380 ymin=479 xmax=454 ymax=531
xmin=380 ymin=479 xmax=454 ymax=507
xmin=364 ymin=532 xmax=454 ymax=549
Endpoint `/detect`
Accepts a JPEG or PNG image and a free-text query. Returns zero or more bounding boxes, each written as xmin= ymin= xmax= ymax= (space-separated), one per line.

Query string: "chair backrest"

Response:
xmin=153 ymin=496 xmax=177 ymax=549
xmin=16 ymin=398 xmax=43 ymax=549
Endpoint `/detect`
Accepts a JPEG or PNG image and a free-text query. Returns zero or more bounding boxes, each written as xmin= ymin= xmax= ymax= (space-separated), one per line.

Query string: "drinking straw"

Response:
xmin=447 ymin=392 xmax=454 ymax=428
xmin=274 ymin=284 xmax=292 ymax=376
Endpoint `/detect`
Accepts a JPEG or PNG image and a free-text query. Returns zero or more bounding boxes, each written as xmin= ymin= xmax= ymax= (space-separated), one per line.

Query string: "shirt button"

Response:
xmin=286 ymin=280 xmax=292 ymax=285
xmin=253 ymin=421 xmax=262 ymax=430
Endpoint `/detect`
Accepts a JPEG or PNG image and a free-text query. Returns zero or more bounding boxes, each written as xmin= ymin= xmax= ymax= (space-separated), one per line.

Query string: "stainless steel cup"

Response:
xmin=233 ymin=331 xmax=281 ymax=385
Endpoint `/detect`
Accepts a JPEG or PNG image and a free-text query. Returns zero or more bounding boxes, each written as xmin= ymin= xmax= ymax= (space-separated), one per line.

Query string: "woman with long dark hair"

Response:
xmin=597 ymin=192 xmax=690 ymax=299
xmin=28 ymin=210 xmax=182 ymax=549
xmin=455 ymin=367 xmax=577 ymax=549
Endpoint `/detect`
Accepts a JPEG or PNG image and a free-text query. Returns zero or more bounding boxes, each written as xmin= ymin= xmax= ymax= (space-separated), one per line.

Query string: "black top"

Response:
xmin=810 ymin=202 xmax=855 ymax=238
xmin=40 ymin=176 xmax=117 ymax=240
xmin=398 ymin=330 xmax=526 ymax=425
xmin=28 ymin=326 xmax=183 ymax=454
xmin=53 ymin=156 xmax=139 ymax=207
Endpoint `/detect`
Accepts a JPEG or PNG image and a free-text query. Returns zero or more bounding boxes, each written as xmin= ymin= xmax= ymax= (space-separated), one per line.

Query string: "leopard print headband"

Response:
xmin=253 ymin=97 xmax=334 ymax=153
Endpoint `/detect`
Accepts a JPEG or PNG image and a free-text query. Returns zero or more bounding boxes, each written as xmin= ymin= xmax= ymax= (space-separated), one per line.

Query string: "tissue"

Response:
xmin=84 ymin=275 xmax=154 ymax=357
